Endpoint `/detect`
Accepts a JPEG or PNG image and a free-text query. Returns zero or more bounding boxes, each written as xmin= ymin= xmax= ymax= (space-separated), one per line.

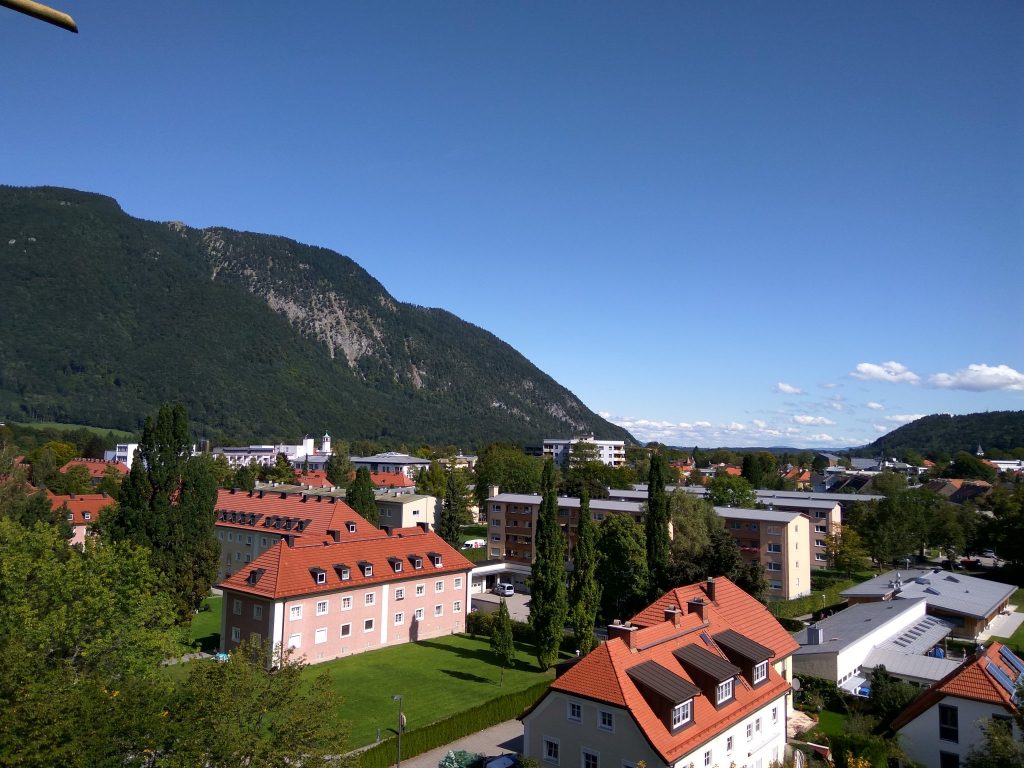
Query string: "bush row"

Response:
xmin=466 ymin=613 xmax=579 ymax=654
xmin=359 ymin=679 xmax=552 ymax=768
xmin=768 ymin=580 xmax=857 ymax=620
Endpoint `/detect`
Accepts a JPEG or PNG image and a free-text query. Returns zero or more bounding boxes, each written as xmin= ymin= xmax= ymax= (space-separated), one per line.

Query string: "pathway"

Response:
xmin=395 ymin=719 xmax=523 ymax=768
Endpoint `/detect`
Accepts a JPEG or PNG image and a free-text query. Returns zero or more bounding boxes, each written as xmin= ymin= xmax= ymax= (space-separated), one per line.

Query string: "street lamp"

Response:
xmin=393 ymin=694 xmax=404 ymax=768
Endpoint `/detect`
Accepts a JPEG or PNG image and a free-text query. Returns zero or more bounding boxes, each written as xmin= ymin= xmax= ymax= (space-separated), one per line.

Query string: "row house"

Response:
xmin=521 ymin=577 xmax=798 ymax=768
xmin=485 ymin=492 xmax=644 ymax=564
xmin=716 ymin=507 xmax=812 ymax=600
xmin=218 ymin=526 xmax=473 ymax=663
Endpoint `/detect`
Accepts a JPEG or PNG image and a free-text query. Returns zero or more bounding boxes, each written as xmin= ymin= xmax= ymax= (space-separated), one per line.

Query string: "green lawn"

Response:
xmin=798 ymin=708 xmax=847 ymax=741
xmin=190 ymin=596 xmax=222 ymax=653
xmin=9 ymin=420 xmax=136 ymax=439
xmin=308 ymin=634 xmax=553 ymax=747
xmin=459 ymin=525 xmax=490 ymax=562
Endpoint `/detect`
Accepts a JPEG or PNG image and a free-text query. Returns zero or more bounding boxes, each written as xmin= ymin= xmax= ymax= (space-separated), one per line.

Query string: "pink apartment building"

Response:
xmin=218 ymin=525 xmax=474 ymax=663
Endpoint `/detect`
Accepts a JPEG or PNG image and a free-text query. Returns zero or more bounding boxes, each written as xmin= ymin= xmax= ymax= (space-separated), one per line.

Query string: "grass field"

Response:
xmin=458 ymin=525 xmax=489 ymax=563
xmin=312 ymin=634 xmax=553 ymax=747
xmin=798 ymin=708 xmax=847 ymax=741
xmin=190 ymin=596 xmax=222 ymax=653
xmin=9 ymin=420 xmax=136 ymax=440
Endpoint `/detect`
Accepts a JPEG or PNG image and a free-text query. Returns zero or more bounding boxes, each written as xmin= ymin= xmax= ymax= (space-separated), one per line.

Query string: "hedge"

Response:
xmin=358 ymin=678 xmax=552 ymax=768
xmin=466 ymin=613 xmax=580 ymax=655
xmin=768 ymin=579 xmax=857 ymax=620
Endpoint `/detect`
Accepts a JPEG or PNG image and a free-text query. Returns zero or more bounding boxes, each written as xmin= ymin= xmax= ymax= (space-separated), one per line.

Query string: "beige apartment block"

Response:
xmin=715 ymin=507 xmax=812 ymax=600
xmin=376 ymin=492 xmax=440 ymax=531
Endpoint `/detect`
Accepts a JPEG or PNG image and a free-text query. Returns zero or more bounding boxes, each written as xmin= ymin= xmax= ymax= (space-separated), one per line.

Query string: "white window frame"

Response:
xmin=231 ymin=626 xmax=241 ymax=642
xmin=253 ymin=604 xmax=263 ymax=620
xmin=316 ymin=600 xmax=329 ymax=616
xmin=341 ymin=596 xmax=352 ymax=611
xmin=434 ymin=604 xmax=443 ymax=617
xmin=567 ymin=701 xmax=582 ymax=722
xmin=753 ymin=660 xmax=768 ymax=684
xmin=340 ymin=623 xmax=351 ymax=637
xmin=365 ymin=592 xmax=376 ymax=606
xmin=314 ymin=628 xmax=327 ymax=644
xmin=233 ymin=599 xmax=242 ymax=615
xmin=672 ymin=699 xmax=692 ymax=728
xmin=414 ymin=608 xmax=424 ymax=620
xmin=716 ymin=678 xmax=733 ymax=705
xmin=395 ymin=612 xmax=404 ymax=626
xmin=581 ymin=748 xmax=599 ymax=768
xmin=416 ymin=584 xmax=425 ymax=596
xmin=599 ymin=710 xmax=614 ymax=732
xmin=363 ymin=618 xmax=375 ymax=633
xmin=543 ymin=738 xmax=560 ymax=765
xmin=288 ymin=633 xmax=301 ymax=649
xmin=435 ymin=580 xmax=444 ymax=593
xmin=395 ymin=587 xmax=405 ymax=600
xmin=289 ymin=605 xmax=302 ymax=621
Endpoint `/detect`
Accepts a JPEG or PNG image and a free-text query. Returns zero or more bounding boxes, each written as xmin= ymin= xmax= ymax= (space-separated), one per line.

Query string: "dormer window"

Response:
xmin=390 ymin=557 xmax=403 ymax=573
xmin=335 ymin=564 xmax=350 ymax=581
xmin=83 ymin=512 xmax=91 ymax=520
xmin=431 ymin=553 xmax=442 ymax=567
xmin=347 ymin=522 xmax=357 ymax=533
xmin=671 ymin=700 xmax=692 ymax=729
xmin=361 ymin=563 xmax=373 ymax=577
xmin=413 ymin=557 xmax=423 ymax=570
xmin=310 ymin=567 xmax=327 ymax=585
xmin=716 ymin=678 xmax=734 ymax=705
xmin=753 ymin=660 xmax=768 ymax=684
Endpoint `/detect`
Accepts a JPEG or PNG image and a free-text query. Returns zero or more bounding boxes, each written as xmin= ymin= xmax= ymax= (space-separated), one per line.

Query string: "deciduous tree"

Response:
xmin=707 ymin=474 xmax=756 ymax=509
xmin=596 ymin=512 xmax=649 ymax=621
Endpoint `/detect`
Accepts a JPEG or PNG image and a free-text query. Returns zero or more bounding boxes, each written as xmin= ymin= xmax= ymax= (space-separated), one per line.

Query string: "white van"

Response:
xmin=461 ymin=538 xmax=486 ymax=549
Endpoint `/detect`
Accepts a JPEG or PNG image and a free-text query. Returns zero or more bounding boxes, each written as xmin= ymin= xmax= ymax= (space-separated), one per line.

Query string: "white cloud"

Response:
xmin=866 ymin=402 xmax=884 ymax=410
xmin=793 ymin=415 xmax=836 ymax=426
xmin=775 ymin=382 xmax=804 ymax=395
xmin=694 ymin=421 xmax=712 ymax=428
xmin=873 ymin=424 xmax=889 ymax=433
xmin=850 ymin=361 xmax=921 ymax=384
xmin=819 ymin=382 xmax=839 ymax=389
xmin=724 ymin=422 xmax=746 ymax=432
xmin=884 ymin=414 xmax=926 ymax=424
xmin=807 ymin=433 xmax=836 ymax=442
xmin=929 ymin=363 xmax=1024 ymax=391
xmin=752 ymin=419 xmax=767 ymax=429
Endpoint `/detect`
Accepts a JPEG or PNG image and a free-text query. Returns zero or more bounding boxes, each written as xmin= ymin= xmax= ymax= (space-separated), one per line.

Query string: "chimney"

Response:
xmin=283 ymin=534 xmax=295 ymax=547
xmin=807 ymin=625 xmax=822 ymax=645
xmin=488 ymin=484 xmax=500 ymax=498
xmin=301 ymin=494 xmax=307 ymax=503
xmin=327 ymin=529 xmax=340 ymax=543
xmin=607 ymin=621 xmax=638 ymax=649
xmin=258 ymin=490 xmax=264 ymax=499
xmin=664 ymin=606 xmax=683 ymax=627
xmin=706 ymin=576 xmax=716 ymax=602
xmin=686 ymin=597 xmax=707 ymax=621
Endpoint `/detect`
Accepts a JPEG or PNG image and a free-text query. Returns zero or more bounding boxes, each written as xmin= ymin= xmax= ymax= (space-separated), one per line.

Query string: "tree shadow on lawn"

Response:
xmin=415 ymin=639 xmax=538 ymax=671
xmin=195 ymin=632 xmax=220 ymax=654
xmin=440 ymin=669 xmax=492 ymax=684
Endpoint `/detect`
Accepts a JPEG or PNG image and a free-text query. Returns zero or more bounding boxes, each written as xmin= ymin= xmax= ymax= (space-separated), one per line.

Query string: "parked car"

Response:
xmin=461 ymin=538 xmax=486 ymax=549
xmin=941 ymin=559 xmax=962 ymax=570
xmin=982 ymin=549 xmax=998 ymax=559
xmin=492 ymin=583 xmax=514 ymax=597
xmin=960 ymin=557 xmax=982 ymax=568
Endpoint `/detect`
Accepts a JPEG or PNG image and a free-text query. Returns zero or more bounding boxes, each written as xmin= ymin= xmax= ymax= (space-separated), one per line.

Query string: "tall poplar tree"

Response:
xmin=490 ymin=598 xmax=516 ymax=686
xmin=645 ymin=451 xmax=670 ymax=593
xmin=104 ymin=403 xmax=218 ymax=621
xmin=346 ymin=467 xmax=378 ymax=526
xmin=568 ymin=486 xmax=600 ymax=655
xmin=438 ymin=468 xmax=464 ymax=546
xmin=529 ymin=459 xmax=568 ymax=669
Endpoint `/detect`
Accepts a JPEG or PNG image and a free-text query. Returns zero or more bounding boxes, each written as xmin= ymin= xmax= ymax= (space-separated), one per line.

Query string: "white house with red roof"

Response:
xmin=49 ymin=491 xmax=116 ymax=546
xmin=218 ymin=524 xmax=473 ymax=664
xmin=521 ymin=577 xmax=798 ymax=768
xmin=892 ymin=641 xmax=1023 ymax=768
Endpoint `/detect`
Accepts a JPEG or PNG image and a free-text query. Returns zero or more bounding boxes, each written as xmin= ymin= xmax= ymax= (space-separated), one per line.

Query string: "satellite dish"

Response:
xmin=791 ymin=678 xmax=802 ymax=691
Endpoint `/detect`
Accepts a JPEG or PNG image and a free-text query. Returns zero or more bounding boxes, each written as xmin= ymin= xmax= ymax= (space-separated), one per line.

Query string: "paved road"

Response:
xmin=396 ymin=719 xmax=523 ymax=768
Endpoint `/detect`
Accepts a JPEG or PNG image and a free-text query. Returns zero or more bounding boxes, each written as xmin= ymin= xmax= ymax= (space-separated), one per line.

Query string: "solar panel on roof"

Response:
xmin=987 ymin=661 xmax=1018 ymax=698
xmin=999 ymin=646 xmax=1024 ymax=678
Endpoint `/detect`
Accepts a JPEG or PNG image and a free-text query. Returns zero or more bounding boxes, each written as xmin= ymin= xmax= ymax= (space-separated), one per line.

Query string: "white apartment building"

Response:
xmin=543 ymin=436 xmax=626 ymax=468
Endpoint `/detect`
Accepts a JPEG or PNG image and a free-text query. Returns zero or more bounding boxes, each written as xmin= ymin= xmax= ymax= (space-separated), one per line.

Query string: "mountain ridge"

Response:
xmin=0 ymin=185 xmax=633 ymax=447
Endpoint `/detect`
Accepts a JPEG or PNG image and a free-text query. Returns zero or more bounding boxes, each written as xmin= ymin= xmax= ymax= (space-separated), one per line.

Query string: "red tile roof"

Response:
xmin=294 ymin=470 xmax=333 ymax=488
xmin=371 ymin=471 xmax=415 ymax=489
xmin=212 ymin=488 xmax=374 ymax=540
xmin=892 ymin=642 xmax=1019 ymax=731
xmin=539 ymin=578 xmax=797 ymax=764
xmin=47 ymin=491 xmax=116 ymax=525
xmin=217 ymin=527 xmax=473 ymax=600
xmin=59 ymin=458 xmax=129 ymax=479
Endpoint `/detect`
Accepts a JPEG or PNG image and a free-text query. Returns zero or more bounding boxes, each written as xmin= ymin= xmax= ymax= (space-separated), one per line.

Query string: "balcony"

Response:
xmin=740 ymin=546 xmax=760 ymax=555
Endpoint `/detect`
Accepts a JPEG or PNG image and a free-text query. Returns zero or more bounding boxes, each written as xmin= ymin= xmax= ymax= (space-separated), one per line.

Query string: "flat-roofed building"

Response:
xmin=376 ymin=492 xmax=439 ymax=531
xmin=542 ymin=436 xmax=626 ymax=468
xmin=350 ymin=452 xmax=432 ymax=479
xmin=715 ymin=507 xmax=811 ymax=600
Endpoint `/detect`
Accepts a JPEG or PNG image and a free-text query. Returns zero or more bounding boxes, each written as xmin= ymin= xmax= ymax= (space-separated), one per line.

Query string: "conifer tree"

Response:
xmin=568 ymin=486 xmax=600 ymax=655
xmin=645 ymin=451 xmax=670 ymax=592
xmin=490 ymin=598 xmax=516 ymax=686
xmin=439 ymin=468 xmax=464 ymax=546
xmin=324 ymin=441 xmax=353 ymax=488
xmin=529 ymin=459 xmax=568 ymax=669
xmin=103 ymin=403 xmax=218 ymax=621
xmin=346 ymin=467 xmax=378 ymax=526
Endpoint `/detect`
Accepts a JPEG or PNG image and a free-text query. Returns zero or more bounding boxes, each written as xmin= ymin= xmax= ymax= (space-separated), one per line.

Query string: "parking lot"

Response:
xmin=471 ymin=590 xmax=531 ymax=623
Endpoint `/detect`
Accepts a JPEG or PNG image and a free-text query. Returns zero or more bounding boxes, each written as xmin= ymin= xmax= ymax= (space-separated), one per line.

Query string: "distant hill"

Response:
xmin=855 ymin=411 xmax=1024 ymax=457
xmin=0 ymin=185 xmax=633 ymax=447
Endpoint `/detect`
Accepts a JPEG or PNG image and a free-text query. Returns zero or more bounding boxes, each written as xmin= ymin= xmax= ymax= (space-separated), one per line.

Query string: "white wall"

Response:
xmin=899 ymin=695 xmax=1017 ymax=768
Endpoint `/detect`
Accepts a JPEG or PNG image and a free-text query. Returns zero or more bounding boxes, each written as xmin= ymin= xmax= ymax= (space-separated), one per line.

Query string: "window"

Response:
xmin=261 ymin=537 xmax=267 ymax=547
xmin=939 ymin=752 xmax=959 ymax=768
xmin=253 ymin=604 xmax=263 ymax=620
xmin=395 ymin=588 xmax=405 ymax=600
xmin=341 ymin=596 xmax=352 ymax=611
xmin=435 ymin=604 xmax=443 ymax=617
xmin=454 ymin=577 xmax=462 ymax=589
xmin=599 ymin=711 xmax=614 ymax=732
xmin=767 ymin=543 xmax=782 ymax=553
xmin=289 ymin=605 xmax=302 ymax=620
xmin=340 ymin=567 xmax=351 ymax=581
xmin=543 ymin=739 xmax=559 ymax=765
xmin=414 ymin=608 xmax=424 ymax=620
xmin=395 ymin=612 xmax=404 ymax=625
xmin=365 ymin=592 xmax=375 ymax=606
xmin=413 ymin=557 xmax=423 ymax=570
xmin=772 ymin=705 xmax=778 ymax=724
xmin=340 ymin=623 xmax=351 ymax=637
xmin=716 ymin=678 xmax=734 ymax=704
xmin=753 ymin=660 xmax=768 ymax=684
xmin=244 ymin=554 xmax=251 ymax=563
xmin=491 ymin=534 xmax=501 ymax=541
xmin=363 ymin=618 xmax=374 ymax=633
xmin=939 ymin=704 xmax=958 ymax=742
xmin=746 ymin=723 xmax=753 ymax=740
xmin=315 ymin=571 xmax=326 ymax=584
xmin=454 ymin=601 xmax=462 ymax=613
xmin=289 ymin=633 xmax=301 ymax=649
xmin=316 ymin=600 xmax=328 ymax=615
xmin=435 ymin=580 xmax=444 ymax=593
xmin=815 ymin=539 xmax=826 ymax=548
xmin=363 ymin=564 xmax=373 ymax=577
xmin=231 ymin=626 xmax=241 ymax=642
xmin=815 ymin=525 xmax=827 ymax=533
xmin=315 ymin=628 xmax=327 ymax=644
xmin=582 ymin=750 xmax=598 ymax=768
xmin=671 ymin=700 xmax=691 ymax=728
xmin=235 ymin=552 xmax=241 ymax=561
xmin=703 ymin=750 xmax=711 ymax=767
xmin=246 ymin=535 xmax=252 ymax=545
xmin=769 ymin=580 xmax=783 ymax=591
xmin=726 ymin=736 xmax=734 ymax=753
xmin=393 ymin=560 xmax=402 ymax=572
xmin=567 ymin=702 xmax=582 ymax=722
xmin=816 ymin=554 xmax=828 ymax=561
xmin=767 ymin=525 xmax=780 ymax=535
xmin=767 ymin=562 xmax=782 ymax=571
xmin=755 ymin=717 xmax=761 ymax=733
xmin=218 ymin=530 xmax=224 ymax=540
xmin=491 ymin=518 xmax=501 ymax=526
xmin=233 ymin=599 xmax=242 ymax=615
xmin=416 ymin=584 xmax=425 ymax=596
xmin=228 ymin=532 xmax=234 ymax=542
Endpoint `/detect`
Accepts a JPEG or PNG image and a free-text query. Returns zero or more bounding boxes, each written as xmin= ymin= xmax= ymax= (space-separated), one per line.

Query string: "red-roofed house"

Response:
xmin=48 ymin=491 xmax=116 ymax=546
xmin=892 ymin=642 xmax=1023 ymax=768
xmin=293 ymin=470 xmax=333 ymax=489
xmin=218 ymin=527 xmax=473 ymax=663
xmin=58 ymin=457 xmax=129 ymax=485
xmin=521 ymin=577 xmax=798 ymax=768
xmin=370 ymin=471 xmax=416 ymax=491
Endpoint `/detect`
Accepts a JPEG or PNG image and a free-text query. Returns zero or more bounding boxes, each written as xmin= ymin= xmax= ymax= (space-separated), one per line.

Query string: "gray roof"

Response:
xmin=793 ymin=599 xmax=926 ymax=655
xmin=875 ymin=614 xmax=954 ymax=655
xmin=626 ymin=660 xmax=701 ymax=705
xmin=850 ymin=458 xmax=880 ymax=471
xmin=862 ymin=648 xmax=960 ymax=682
xmin=488 ymin=493 xmax=642 ymax=513
xmin=840 ymin=568 xmax=1016 ymax=620
xmin=714 ymin=506 xmax=801 ymax=524
xmin=625 ymin=486 xmax=883 ymax=503
xmin=351 ymin=453 xmax=431 ymax=465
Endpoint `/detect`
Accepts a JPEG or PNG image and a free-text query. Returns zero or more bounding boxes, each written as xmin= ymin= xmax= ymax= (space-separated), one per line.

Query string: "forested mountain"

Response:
xmin=0 ymin=186 xmax=633 ymax=446
xmin=856 ymin=411 xmax=1024 ymax=457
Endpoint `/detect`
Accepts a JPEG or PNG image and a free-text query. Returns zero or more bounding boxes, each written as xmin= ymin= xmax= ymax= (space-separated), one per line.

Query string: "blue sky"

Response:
xmin=3 ymin=2 xmax=1022 ymax=448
